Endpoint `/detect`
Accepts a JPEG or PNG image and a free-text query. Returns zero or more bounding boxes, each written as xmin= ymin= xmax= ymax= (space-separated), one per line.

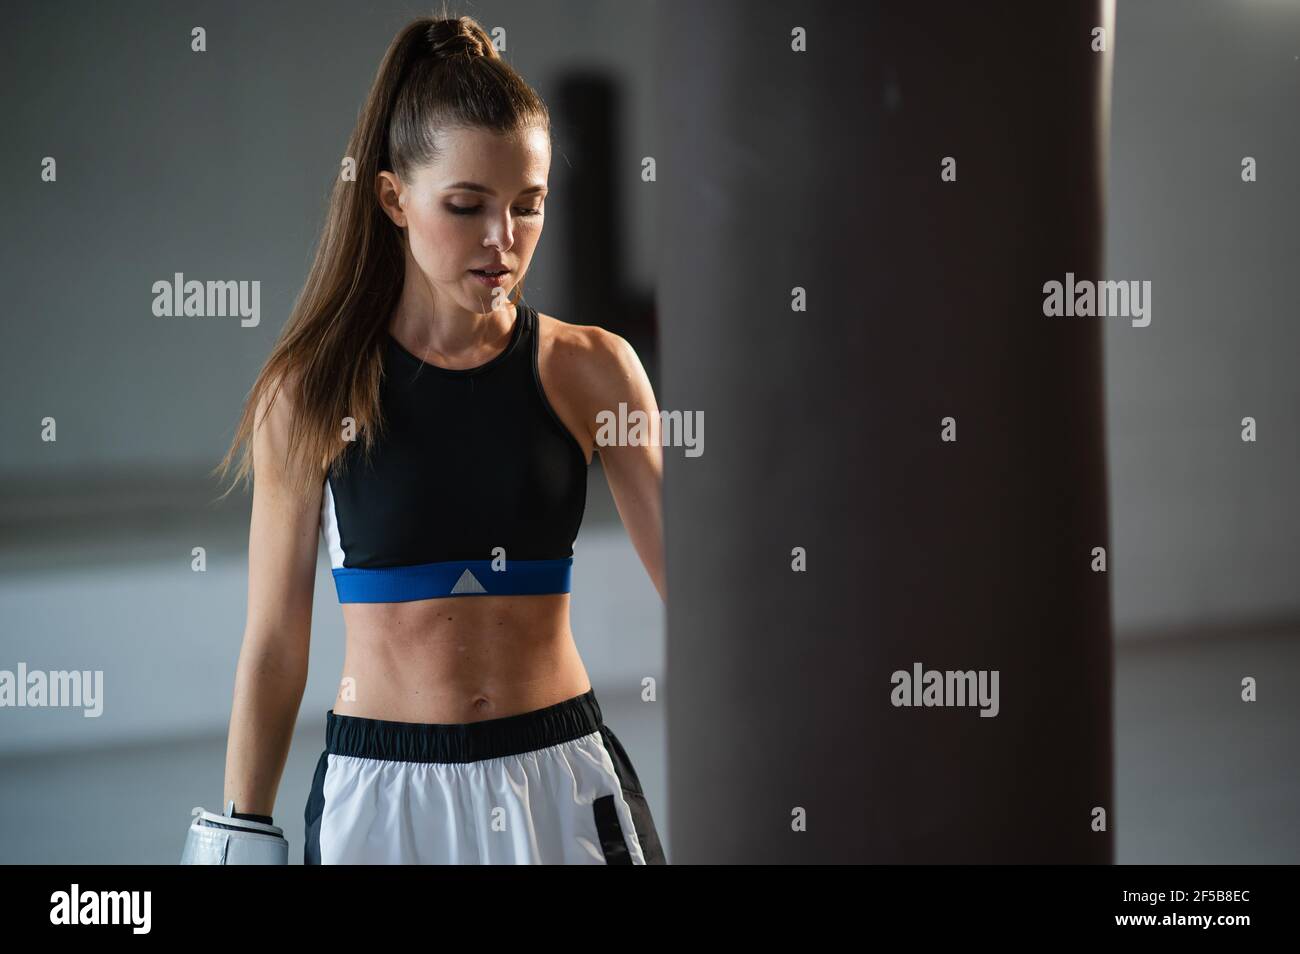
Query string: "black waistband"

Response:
xmin=324 ymin=688 xmax=604 ymax=763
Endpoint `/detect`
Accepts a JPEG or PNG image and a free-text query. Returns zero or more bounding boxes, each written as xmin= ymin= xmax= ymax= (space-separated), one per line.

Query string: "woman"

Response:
xmin=213 ymin=13 xmax=666 ymax=864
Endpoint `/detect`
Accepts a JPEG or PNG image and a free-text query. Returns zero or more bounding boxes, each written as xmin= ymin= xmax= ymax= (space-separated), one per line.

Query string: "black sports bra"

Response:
xmin=319 ymin=300 xmax=588 ymax=602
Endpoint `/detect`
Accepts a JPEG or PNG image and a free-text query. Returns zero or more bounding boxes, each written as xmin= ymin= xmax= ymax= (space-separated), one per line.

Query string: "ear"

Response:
xmin=375 ymin=171 xmax=407 ymax=228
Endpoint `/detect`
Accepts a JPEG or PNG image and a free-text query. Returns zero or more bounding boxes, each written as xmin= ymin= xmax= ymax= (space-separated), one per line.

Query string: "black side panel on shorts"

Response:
xmin=304 ymin=750 xmax=328 ymax=865
xmin=592 ymin=794 xmax=633 ymax=864
xmin=599 ymin=724 xmax=667 ymax=864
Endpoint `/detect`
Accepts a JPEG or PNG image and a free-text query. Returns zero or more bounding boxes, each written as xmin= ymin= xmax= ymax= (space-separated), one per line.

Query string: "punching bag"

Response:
xmin=657 ymin=1 xmax=1115 ymax=862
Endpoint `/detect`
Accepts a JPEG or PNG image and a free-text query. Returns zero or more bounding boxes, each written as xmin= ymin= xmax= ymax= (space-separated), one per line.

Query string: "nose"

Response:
xmin=482 ymin=209 xmax=515 ymax=253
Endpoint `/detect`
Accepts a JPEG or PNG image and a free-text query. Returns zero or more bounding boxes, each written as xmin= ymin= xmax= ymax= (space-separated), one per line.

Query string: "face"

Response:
xmin=376 ymin=124 xmax=550 ymax=314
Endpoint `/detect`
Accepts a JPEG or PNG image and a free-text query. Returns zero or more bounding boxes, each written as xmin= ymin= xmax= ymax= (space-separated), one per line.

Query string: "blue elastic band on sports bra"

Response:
xmin=332 ymin=557 xmax=573 ymax=603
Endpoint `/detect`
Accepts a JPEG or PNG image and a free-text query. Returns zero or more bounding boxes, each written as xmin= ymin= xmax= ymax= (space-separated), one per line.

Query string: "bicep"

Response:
xmin=595 ymin=344 xmax=663 ymax=511
xmin=589 ymin=335 xmax=665 ymax=593
xmin=244 ymin=381 xmax=323 ymax=666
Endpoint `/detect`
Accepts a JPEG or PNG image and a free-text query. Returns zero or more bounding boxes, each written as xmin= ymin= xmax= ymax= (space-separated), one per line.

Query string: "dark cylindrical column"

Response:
xmin=658 ymin=1 xmax=1115 ymax=862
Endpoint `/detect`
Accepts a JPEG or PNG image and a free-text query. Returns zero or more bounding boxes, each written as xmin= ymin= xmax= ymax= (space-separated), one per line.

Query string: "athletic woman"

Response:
xmin=213 ymin=13 xmax=666 ymax=864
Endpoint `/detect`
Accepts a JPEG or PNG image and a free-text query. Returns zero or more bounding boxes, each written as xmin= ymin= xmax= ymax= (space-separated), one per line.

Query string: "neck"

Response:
xmin=389 ymin=250 xmax=516 ymax=359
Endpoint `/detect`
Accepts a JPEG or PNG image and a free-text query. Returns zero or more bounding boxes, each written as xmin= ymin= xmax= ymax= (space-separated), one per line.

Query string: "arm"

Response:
xmin=586 ymin=332 xmax=666 ymax=603
xmin=222 ymin=375 xmax=323 ymax=817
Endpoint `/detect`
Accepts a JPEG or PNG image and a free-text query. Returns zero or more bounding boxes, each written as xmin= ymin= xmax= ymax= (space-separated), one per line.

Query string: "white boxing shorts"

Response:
xmin=304 ymin=688 xmax=665 ymax=864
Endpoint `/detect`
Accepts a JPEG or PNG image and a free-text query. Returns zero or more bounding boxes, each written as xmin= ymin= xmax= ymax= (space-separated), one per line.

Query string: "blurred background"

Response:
xmin=1104 ymin=0 xmax=1299 ymax=863
xmin=1 ymin=0 xmax=1297 ymax=864
xmin=0 ymin=0 xmax=665 ymax=864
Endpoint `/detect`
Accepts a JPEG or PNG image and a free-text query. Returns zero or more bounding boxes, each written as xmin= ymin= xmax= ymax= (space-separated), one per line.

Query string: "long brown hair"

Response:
xmin=212 ymin=9 xmax=551 ymax=500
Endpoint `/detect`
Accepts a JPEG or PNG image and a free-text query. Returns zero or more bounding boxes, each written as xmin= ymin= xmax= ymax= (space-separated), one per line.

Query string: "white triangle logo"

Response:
xmin=451 ymin=569 xmax=487 ymax=595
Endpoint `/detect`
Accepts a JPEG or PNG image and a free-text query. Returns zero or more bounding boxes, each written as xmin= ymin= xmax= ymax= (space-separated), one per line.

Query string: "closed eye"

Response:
xmin=447 ymin=205 xmax=543 ymax=217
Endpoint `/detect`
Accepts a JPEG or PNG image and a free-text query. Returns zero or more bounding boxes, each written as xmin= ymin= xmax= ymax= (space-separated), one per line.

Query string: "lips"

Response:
xmin=469 ymin=269 xmax=510 ymax=287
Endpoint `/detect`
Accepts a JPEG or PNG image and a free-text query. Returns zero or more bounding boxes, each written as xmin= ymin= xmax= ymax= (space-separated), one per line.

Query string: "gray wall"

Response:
xmin=9 ymin=0 xmax=1295 ymax=680
xmin=0 ymin=0 xmax=662 ymax=754
xmin=0 ymin=0 xmax=657 ymax=479
xmin=1105 ymin=0 xmax=1300 ymax=637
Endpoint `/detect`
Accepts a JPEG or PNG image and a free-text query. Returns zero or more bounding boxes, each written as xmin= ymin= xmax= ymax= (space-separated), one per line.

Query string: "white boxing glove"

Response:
xmin=179 ymin=800 xmax=289 ymax=865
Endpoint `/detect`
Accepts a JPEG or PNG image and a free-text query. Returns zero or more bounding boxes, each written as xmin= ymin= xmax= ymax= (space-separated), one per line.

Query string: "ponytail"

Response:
xmin=213 ymin=9 xmax=550 ymax=500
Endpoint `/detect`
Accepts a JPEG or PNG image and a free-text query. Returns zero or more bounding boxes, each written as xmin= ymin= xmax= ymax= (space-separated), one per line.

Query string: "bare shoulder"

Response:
xmin=535 ymin=310 xmax=646 ymax=461
xmin=252 ymin=363 xmax=329 ymax=484
xmin=535 ymin=310 xmax=641 ymax=393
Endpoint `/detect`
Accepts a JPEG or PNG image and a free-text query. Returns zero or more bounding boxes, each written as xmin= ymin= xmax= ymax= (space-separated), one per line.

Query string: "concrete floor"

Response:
xmin=1113 ymin=625 xmax=1300 ymax=864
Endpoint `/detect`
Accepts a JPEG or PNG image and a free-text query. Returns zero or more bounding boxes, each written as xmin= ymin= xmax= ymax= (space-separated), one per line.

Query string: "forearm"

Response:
xmin=223 ymin=638 xmax=308 ymax=818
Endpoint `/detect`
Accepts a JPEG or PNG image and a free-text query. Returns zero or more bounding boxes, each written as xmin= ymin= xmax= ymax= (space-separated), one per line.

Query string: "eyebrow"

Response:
xmin=445 ymin=181 xmax=548 ymax=196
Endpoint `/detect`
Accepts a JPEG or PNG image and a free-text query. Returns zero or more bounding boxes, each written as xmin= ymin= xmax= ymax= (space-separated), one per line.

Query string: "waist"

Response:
xmin=337 ymin=595 xmax=587 ymax=723
xmin=325 ymin=687 xmax=604 ymax=762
